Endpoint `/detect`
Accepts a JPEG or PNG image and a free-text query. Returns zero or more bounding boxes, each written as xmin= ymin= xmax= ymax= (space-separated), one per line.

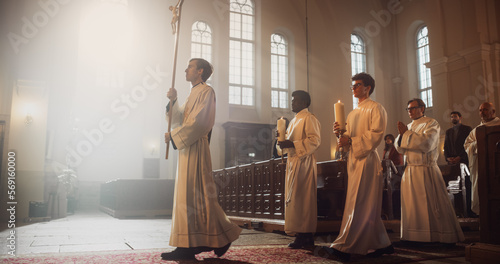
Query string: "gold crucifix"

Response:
xmin=169 ymin=0 xmax=181 ymax=34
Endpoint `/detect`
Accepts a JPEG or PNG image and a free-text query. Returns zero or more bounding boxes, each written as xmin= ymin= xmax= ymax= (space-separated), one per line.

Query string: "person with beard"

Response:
xmin=444 ymin=111 xmax=472 ymax=166
xmin=382 ymin=134 xmax=403 ymax=166
xmin=464 ymin=102 xmax=500 ymax=215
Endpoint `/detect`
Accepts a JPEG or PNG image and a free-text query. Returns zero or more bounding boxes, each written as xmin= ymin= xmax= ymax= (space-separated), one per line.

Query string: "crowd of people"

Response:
xmin=161 ymin=58 xmax=496 ymax=262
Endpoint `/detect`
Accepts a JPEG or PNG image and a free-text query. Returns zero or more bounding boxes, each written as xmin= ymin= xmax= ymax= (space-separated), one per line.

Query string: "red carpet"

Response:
xmin=1 ymin=244 xmax=465 ymax=263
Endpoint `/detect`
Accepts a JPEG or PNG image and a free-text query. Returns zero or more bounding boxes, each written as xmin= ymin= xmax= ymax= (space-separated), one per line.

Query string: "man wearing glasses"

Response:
xmin=395 ymin=98 xmax=464 ymax=245
xmin=324 ymin=72 xmax=393 ymax=261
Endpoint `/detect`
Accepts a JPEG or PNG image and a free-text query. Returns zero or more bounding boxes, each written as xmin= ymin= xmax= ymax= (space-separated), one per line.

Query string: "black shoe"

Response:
xmin=288 ymin=233 xmax=315 ymax=249
xmin=194 ymin=246 xmax=214 ymax=253
xmin=161 ymin=247 xmax=197 ymax=260
xmin=321 ymin=246 xmax=351 ymax=262
xmin=288 ymin=239 xmax=303 ymax=249
xmin=441 ymin=242 xmax=456 ymax=247
xmin=214 ymin=243 xmax=231 ymax=257
xmin=366 ymin=245 xmax=394 ymax=258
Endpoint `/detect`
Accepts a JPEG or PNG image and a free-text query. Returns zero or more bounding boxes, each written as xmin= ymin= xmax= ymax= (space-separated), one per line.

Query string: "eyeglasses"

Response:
xmin=350 ymin=83 xmax=363 ymax=89
xmin=406 ymin=106 xmax=422 ymax=111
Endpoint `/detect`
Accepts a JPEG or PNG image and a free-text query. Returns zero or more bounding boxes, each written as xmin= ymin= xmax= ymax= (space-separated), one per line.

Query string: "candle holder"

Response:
xmin=276 ymin=117 xmax=287 ymax=165
xmin=337 ymin=129 xmax=347 ymax=161
xmin=276 ymin=139 xmax=286 ymax=165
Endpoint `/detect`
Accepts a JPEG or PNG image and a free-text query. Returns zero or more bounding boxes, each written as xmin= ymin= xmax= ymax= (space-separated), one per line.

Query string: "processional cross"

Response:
xmin=166 ymin=0 xmax=184 ymax=159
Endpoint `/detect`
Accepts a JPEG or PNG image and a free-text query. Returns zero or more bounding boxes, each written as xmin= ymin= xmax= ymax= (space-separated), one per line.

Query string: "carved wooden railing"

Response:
xmin=213 ymin=159 xmax=348 ymax=221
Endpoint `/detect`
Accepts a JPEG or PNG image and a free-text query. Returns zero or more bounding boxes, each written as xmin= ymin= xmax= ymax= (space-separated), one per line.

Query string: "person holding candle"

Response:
xmin=276 ymin=90 xmax=321 ymax=249
xmin=324 ymin=72 xmax=393 ymax=261
xmin=272 ymin=117 xmax=290 ymax=158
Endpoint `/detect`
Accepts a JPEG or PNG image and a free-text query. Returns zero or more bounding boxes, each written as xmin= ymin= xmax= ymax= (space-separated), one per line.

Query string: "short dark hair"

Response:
xmin=352 ymin=72 xmax=375 ymax=95
xmin=384 ymin=134 xmax=395 ymax=142
xmin=407 ymin=98 xmax=426 ymax=114
xmin=190 ymin=58 xmax=213 ymax=81
xmin=292 ymin=90 xmax=311 ymax=108
xmin=450 ymin=111 xmax=462 ymax=117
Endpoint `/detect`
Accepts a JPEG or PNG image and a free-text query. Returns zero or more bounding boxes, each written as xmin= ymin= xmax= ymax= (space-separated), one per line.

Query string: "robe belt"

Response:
xmin=406 ymin=162 xmax=437 ymax=167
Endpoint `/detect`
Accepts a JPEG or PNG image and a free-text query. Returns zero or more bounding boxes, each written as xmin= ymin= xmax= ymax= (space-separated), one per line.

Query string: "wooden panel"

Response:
xmin=228 ymin=168 xmax=238 ymax=216
xmin=222 ymin=122 xmax=275 ymax=167
xmin=262 ymin=162 xmax=273 ymax=217
xmin=477 ymin=125 xmax=500 ymax=244
xmin=213 ymin=159 xmax=348 ymax=222
xmin=213 ymin=169 xmax=226 ymax=211
xmin=253 ymin=162 xmax=264 ymax=217
xmin=272 ymin=159 xmax=286 ymax=219
xmin=238 ymin=164 xmax=254 ymax=217
xmin=317 ymin=160 xmax=347 ymax=220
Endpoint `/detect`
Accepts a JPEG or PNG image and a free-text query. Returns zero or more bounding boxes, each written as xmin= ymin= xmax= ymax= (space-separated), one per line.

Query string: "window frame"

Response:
xmin=190 ymin=20 xmax=213 ymax=63
xmin=350 ymin=33 xmax=366 ymax=109
xmin=228 ymin=0 xmax=255 ymax=106
xmin=270 ymin=33 xmax=289 ymax=109
xmin=416 ymin=25 xmax=433 ymax=108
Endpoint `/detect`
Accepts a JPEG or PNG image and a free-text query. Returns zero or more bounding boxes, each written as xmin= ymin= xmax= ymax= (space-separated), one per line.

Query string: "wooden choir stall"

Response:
xmin=466 ymin=125 xmax=500 ymax=264
xmin=212 ymin=158 xmax=350 ymax=233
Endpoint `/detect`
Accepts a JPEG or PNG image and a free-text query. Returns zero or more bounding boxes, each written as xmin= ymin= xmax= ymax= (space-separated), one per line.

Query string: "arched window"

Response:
xmin=416 ymin=26 xmax=432 ymax=107
xmin=229 ymin=0 xmax=255 ymax=106
xmin=351 ymin=33 xmax=366 ymax=108
xmin=191 ymin=21 xmax=212 ymax=62
xmin=271 ymin=33 xmax=289 ymax=109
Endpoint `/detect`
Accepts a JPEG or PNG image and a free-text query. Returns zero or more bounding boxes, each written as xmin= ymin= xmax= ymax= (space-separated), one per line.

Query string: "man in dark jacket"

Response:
xmin=444 ymin=111 xmax=472 ymax=167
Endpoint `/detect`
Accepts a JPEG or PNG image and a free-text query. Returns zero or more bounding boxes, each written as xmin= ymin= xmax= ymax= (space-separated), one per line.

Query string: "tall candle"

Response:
xmin=277 ymin=117 xmax=286 ymax=141
xmin=334 ymin=100 xmax=346 ymax=131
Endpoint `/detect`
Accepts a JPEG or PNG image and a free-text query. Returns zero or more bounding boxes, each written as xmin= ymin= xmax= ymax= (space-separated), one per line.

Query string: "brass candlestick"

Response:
xmin=338 ymin=129 xmax=347 ymax=161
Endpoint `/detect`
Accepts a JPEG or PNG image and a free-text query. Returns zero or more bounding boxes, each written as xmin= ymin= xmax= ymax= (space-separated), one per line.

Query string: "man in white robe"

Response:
xmin=277 ymin=90 xmax=321 ymax=249
xmin=396 ymin=98 xmax=464 ymax=244
xmin=163 ymin=58 xmax=241 ymax=260
xmin=464 ymin=102 xmax=500 ymax=215
xmin=324 ymin=73 xmax=393 ymax=261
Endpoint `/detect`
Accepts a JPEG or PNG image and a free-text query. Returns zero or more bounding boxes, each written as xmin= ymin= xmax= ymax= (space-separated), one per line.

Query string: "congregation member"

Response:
xmin=464 ymin=102 xmax=500 ymax=215
xmin=444 ymin=111 xmax=472 ymax=166
xmin=382 ymin=134 xmax=403 ymax=166
xmin=395 ymin=98 xmax=464 ymax=244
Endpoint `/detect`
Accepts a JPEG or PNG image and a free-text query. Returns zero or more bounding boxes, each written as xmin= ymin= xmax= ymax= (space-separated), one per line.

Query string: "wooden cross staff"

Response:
xmin=166 ymin=0 xmax=185 ymax=159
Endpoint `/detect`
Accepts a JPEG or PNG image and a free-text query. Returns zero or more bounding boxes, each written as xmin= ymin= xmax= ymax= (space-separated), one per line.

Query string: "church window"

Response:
xmin=229 ymin=0 xmax=255 ymax=106
xmin=191 ymin=21 xmax=212 ymax=63
xmin=271 ymin=33 xmax=289 ymax=109
xmin=351 ymin=33 xmax=366 ymax=108
xmin=416 ymin=25 xmax=432 ymax=107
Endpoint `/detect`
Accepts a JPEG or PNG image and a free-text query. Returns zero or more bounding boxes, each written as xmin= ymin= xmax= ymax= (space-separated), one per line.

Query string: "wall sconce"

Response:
xmin=25 ymin=111 xmax=33 ymax=126
xmin=151 ymin=145 xmax=156 ymax=155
